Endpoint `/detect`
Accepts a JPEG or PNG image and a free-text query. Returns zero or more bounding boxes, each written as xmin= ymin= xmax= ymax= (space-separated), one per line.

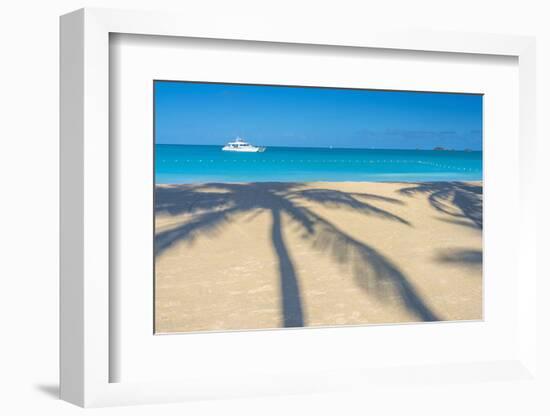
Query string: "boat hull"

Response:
xmin=222 ymin=146 xmax=265 ymax=152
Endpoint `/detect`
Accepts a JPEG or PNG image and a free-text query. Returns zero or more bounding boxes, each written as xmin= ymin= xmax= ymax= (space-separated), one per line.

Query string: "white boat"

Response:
xmin=222 ymin=137 xmax=265 ymax=152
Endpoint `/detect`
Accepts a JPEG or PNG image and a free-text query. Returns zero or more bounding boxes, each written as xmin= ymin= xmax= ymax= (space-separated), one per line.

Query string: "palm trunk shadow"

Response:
xmin=271 ymin=208 xmax=305 ymax=327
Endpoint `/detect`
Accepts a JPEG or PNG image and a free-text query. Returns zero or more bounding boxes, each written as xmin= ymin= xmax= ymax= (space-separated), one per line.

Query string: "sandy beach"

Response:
xmin=154 ymin=181 xmax=482 ymax=333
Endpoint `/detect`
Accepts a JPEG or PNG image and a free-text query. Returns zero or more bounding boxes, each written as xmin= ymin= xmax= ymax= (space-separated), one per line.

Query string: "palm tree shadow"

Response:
xmin=437 ymin=249 xmax=482 ymax=267
xmin=398 ymin=182 xmax=482 ymax=229
xmin=271 ymin=208 xmax=304 ymax=327
xmin=305 ymin=210 xmax=439 ymax=322
xmin=155 ymin=182 xmax=439 ymax=327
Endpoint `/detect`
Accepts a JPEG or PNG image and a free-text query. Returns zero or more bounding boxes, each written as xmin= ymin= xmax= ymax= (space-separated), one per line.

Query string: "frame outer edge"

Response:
xmin=517 ymin=39 xmax=537 ymax=376
xmin=59 ymin=8 xmax=85 ymax=407
xmin=82 ymin=8 xmax=111 ymax=407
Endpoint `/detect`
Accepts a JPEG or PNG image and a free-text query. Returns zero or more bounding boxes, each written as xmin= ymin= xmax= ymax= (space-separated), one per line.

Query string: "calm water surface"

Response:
xmin=155 ymin=144 xmax=482 ymax=184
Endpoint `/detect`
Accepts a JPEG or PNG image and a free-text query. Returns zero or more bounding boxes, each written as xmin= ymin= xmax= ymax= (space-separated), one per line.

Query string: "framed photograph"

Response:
xmin=153 ymin=80 xmax=483 ymax=334
xmin=60 ymin=8 xmax=538 ymax=407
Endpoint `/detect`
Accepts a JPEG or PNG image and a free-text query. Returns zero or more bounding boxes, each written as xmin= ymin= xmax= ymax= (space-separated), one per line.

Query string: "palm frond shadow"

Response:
xmin=155 ymin=182 xmax=439 ymax=327
xmin=306 ymin=211 xmax=439 ymax=322
xmin=437 ymin=249 xmax=482 ymax=267
xmin=398 ymin=182 xmax=482 ymax=229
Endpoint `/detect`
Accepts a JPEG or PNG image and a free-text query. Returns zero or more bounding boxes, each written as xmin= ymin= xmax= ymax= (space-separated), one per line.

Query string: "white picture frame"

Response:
xmin=60 ymin=7 xmax=538 ymax=407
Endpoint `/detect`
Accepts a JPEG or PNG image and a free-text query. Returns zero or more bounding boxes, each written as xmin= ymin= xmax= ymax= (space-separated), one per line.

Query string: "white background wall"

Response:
xmin=0 ymin=1 xmax=548 ymax=415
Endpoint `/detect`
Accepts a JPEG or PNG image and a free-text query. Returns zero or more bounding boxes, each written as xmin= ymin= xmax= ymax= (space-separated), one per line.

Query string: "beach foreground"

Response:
xmin=155 ymin=181 xmax=482 ymax=333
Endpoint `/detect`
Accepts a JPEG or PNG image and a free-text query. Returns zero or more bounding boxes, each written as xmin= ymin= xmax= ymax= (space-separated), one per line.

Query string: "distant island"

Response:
xmin=433 ymin=146 xmax=476 ymax=152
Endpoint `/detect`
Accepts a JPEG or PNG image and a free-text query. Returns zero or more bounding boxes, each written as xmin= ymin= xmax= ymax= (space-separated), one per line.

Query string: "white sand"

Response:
xmin=155 ymin=181 xmax=482 ymax=333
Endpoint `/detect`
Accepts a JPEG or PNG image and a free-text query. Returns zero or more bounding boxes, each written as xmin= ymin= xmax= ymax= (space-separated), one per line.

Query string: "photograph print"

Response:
xmin=154 ymin=81 xmax=483 ymax=334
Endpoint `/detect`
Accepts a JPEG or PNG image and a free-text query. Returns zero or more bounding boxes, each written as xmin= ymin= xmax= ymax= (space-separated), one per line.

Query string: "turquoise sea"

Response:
xmin=155 ymin=144 xmax=482 ymax=184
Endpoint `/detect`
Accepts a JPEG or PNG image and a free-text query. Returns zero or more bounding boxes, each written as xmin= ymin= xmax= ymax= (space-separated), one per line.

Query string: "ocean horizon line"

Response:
xmin=156 ymin=143 xmax=482 ymax=152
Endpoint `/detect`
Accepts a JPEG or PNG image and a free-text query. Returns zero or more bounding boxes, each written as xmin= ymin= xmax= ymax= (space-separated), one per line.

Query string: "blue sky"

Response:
xmin=154 ymin=81 xmax=482 ymax=150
